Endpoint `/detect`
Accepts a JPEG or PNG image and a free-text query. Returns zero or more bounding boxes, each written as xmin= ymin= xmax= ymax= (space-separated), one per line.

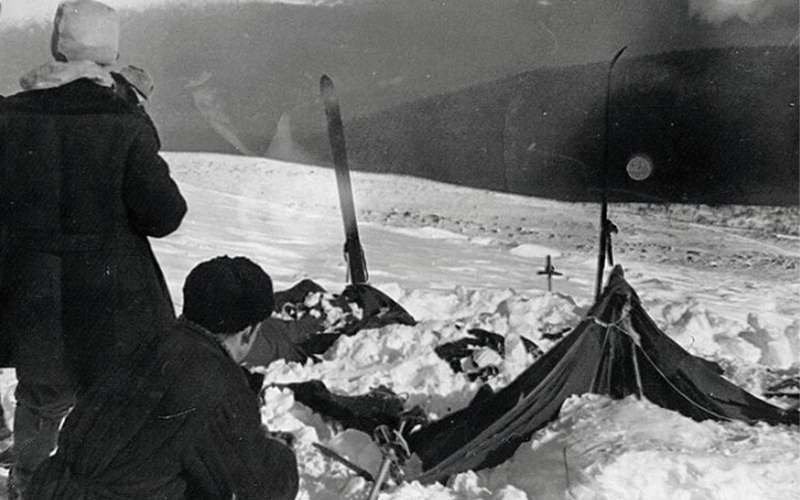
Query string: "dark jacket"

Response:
xmin=29 ymin=319 xmax=299 ymax=500
xmin=0 ymin=79 xmax=186 ymax=386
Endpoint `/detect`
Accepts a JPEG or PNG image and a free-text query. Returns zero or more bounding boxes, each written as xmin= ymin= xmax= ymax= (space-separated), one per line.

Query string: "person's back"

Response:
xmin=0 ymin=77 xmax=182 ymax=235
xmin=0 ymin=1 xmax=186 ymax=496
xmin=30 ymin=320 xmax=298 ymax=500
xmin=0 ymin=81 xmax=182 ymax=365
xmin=28 ymin=256 xmax=299 ymax=500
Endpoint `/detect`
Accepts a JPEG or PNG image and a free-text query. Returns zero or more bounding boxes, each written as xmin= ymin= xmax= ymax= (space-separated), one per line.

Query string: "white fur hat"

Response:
xmin=51 ymin=0 xmax=120 ymax=65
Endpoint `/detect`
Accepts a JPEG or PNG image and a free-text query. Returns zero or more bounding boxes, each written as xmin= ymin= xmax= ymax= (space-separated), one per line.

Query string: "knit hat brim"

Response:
xmin=183 ymin=256 xmax=275 ymax=335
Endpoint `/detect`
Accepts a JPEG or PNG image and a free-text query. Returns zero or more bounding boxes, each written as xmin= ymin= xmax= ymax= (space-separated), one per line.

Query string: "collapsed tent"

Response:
xmin=401 ymin=265 xmax=798 ymax=483
xmin=278 ymin=380 xmax=427 ymax=436
xmin=275 ymin=267 xmax=797 ymax=484
xmin=244 ymin=279 xmax=417 ymax=366
xmin=435 ymin=328 xmax=543 ymax=381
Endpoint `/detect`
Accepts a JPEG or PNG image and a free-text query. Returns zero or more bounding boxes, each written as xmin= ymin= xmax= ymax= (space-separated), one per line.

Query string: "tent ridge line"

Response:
xmin=589 ymin=326 xmax=614 ymax=394
xmin=635 ymin=346 xmax=734 ymax=422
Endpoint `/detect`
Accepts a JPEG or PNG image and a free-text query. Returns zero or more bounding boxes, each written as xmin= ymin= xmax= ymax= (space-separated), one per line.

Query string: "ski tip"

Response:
xmin=612 ymin=45 xmax=628 ymax=64
xmin=320 ymin=74 xmax=338 ymax=101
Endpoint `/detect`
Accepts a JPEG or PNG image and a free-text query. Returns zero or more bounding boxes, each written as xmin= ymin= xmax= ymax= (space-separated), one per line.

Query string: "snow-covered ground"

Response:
xmin=1 ymin=152 xmax=798 ymax=499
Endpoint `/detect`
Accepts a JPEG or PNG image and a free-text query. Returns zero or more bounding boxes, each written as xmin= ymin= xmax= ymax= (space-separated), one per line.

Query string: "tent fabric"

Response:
xmin=337 ymin=283 xmax=418 ymax=335
xmin=243 ymin=316 xmax=321 ymax=366
xmin=435 ymin=328 xmax=542 ymax=381
xmin=403 ymin=266 xmax=798 ymax=484
xmin=272 ymin=279 xmax=416 ymax=337
xmin=279 ymin=380 xmax=422 ymax=436
xmin=246 ymin=280 xmax=417 ymax=366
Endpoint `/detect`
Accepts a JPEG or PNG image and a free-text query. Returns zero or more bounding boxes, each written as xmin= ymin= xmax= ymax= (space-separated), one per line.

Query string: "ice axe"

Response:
xmin=537 ymin=255 xmax=562 ymax=292
xmin=309 ymin=424 xmax=410 ymax=499
xmin=368 ymin=422 xmax=411 ymax=500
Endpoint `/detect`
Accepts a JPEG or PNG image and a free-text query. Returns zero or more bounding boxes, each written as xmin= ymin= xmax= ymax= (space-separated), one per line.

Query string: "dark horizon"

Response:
xmin=1 ymin=0 xmax=797 ymax=205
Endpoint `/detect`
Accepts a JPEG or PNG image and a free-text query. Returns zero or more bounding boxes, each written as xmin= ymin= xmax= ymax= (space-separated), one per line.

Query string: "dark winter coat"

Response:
xmin=29 ymin=318 xmax=299 ymax=500
xmin=0 ymin=79 xmax=186 ymax=387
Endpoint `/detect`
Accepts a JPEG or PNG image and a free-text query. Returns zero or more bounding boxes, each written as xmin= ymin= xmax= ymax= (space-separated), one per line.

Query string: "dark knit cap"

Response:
xmin=183 ymin=256 xmax=274 ymax=335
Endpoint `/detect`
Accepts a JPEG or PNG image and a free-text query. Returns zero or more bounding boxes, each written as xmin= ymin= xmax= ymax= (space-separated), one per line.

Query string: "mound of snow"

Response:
xmin=477 ymin=394 xmax=799 ymax=500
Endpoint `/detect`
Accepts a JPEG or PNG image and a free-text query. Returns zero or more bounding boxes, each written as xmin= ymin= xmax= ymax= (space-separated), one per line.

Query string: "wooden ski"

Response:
xmin=594 ymin=46 xmax=627 ymax=301
xmin=320 ymin=75 xmax=369 ymax=285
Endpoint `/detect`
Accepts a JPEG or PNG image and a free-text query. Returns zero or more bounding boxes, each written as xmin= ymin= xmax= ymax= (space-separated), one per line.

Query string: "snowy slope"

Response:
xmin=1 ymin=152 xmax=797 ymax=499
xmin=157 ymin=153 xmax=799 ymax=368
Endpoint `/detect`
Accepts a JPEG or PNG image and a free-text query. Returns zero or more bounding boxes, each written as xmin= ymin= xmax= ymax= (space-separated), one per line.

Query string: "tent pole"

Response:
xmin=589 ymin=326 xmax=614 ymax=394
xmin=632 ymin=341 xmax=644 ymax=400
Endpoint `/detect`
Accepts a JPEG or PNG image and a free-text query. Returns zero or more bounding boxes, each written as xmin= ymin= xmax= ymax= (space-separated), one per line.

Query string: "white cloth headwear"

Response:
xmin=51 ymin=0 xmax=119 ymax=65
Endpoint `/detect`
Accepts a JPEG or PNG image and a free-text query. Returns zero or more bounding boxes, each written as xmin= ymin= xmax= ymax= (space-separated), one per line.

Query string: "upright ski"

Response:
xmin=594 ymin=46 xmax=627 ymax=301
xmin=320 ymin=74 xmax=369 ymax=285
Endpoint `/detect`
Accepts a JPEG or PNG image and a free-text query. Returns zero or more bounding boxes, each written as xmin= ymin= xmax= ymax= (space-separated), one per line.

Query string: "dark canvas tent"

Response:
xmin=243 ymin=279 xmax=416 ymax=366
xmin=402 ymin=265 xmax=798 ymax=484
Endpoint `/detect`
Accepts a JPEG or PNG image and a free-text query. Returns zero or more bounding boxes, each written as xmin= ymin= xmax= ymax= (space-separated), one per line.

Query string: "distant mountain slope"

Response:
xmin=1 ymin=0 xmax=626 ymax=151
xmin=1 ymin=1 xmax=796 ymax=204
xmin=284 ymin=45 xmax=799 ymax=206
xmin=1 ymin=0 xmax=796 ymax=153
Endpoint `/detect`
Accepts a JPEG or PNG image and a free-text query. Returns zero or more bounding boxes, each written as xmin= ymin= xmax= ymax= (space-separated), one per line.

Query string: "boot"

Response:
xmin=8 ymin=403 xmax=62 ymax=499
xmin=7 ymin=466 xmax=32 ymax=500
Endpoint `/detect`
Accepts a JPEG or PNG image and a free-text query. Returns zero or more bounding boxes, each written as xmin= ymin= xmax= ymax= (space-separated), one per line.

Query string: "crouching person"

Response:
xmin=28 ymin=256 xmax=299 ymax=500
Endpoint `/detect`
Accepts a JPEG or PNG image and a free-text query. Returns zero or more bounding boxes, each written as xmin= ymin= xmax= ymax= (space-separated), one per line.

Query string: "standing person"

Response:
xmin=0 ymin=0 xmax=186 ymax=495
xmin=28 ymin=256 xmax=299 ymax=500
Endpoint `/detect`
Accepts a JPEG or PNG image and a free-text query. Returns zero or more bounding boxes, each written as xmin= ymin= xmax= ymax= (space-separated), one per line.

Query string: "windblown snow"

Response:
xmin=1 ymin=153 xmax=797 ymax=499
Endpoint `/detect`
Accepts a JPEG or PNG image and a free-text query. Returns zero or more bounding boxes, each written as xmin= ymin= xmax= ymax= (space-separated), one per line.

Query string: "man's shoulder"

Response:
xmin=160 ymin=323 xmax=232 ymax=373
xmin=159 ymin=324 xmax=252 ymax=405
xmin=0 ymin=92 xmax=27 ymax=114
xmin=0 ymin=80 xmax=141 ymax=118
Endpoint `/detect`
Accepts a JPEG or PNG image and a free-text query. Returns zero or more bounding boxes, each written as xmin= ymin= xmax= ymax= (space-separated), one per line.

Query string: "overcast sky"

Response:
xmin=3 ymin=0 xmax=797 ymax=26
xmin=0 ymin=0 xmax=324 ymax=25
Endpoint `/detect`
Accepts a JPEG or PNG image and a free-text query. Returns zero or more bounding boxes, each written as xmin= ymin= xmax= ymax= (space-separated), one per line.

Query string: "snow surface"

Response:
xmin=1 ymin=152 xmax=797 ymax=499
